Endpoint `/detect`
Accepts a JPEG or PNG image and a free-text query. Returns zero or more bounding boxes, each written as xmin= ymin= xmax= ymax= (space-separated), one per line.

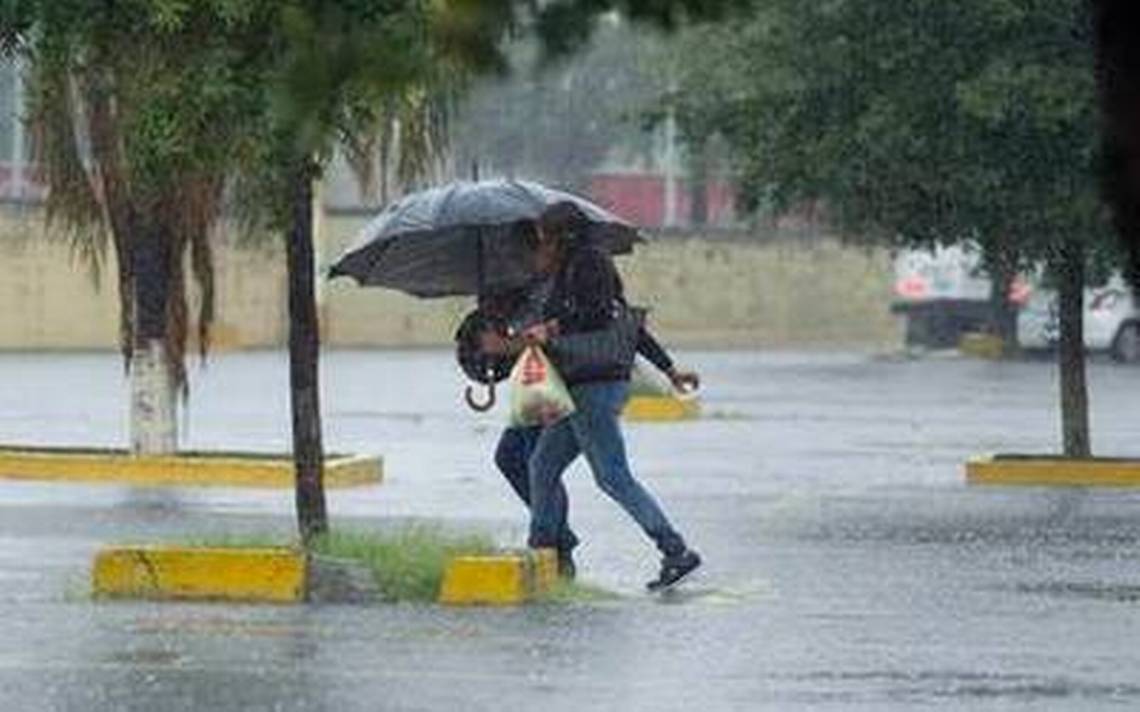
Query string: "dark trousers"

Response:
xmin=495 ymin=426 xmax=579 ymax=555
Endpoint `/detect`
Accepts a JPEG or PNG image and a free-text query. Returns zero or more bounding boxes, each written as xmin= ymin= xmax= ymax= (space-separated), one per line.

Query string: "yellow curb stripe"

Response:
xmin=93 ymin=546 xmax=306 ymax=603
xmin=438 ymin=548 xmax=558 ymax=606
xmin=958 ymin=333 xmax=1004 ymax=359
xmin=623 ymin=395 xmax=701 ymax=422
xmin=0 ymin=448 xmax=381 ymax=489
xmin=966 ymin=455 xmax=1140 ymax=487
xmin=530 ymin=548 xmax=558 ymax=593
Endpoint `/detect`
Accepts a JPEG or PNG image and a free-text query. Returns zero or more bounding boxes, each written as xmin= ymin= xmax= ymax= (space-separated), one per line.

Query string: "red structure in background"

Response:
xmin=0 ymin=162 xmax=46 ymax=202
xmin=586 ymin=172 xmax=736 ymax=228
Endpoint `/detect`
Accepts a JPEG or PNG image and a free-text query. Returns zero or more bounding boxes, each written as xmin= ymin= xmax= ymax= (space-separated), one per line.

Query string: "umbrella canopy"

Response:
xmin=328 ymin=179 xmax=643 ymax=297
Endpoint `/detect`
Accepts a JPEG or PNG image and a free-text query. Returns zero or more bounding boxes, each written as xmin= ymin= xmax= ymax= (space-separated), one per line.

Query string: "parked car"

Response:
xmin=892 ymin=244 xmax=1029 ymax=348
xmin=1017 ymin=275 xmax=1140 ymax=362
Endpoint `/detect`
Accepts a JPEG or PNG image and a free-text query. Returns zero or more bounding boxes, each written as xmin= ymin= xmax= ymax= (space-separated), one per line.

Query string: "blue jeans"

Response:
xmin=495 ymin=426 xmax=579 ymax=556
xmin=527 ymin=380 xmax=686 ymax=557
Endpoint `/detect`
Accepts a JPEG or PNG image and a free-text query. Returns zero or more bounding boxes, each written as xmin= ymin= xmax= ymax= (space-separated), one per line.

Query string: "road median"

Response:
xmin=967 ymin=454 xmax=1140 ymax=487
xmin=0 ymin=446 xmax=381 ymax=488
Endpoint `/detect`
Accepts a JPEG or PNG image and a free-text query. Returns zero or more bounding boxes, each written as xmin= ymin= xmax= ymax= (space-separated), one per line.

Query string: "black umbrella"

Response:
xmin=328 ymin=179 xmax=644 ymax=412
xmin=327 ymin=178 xmax=642 ymax=298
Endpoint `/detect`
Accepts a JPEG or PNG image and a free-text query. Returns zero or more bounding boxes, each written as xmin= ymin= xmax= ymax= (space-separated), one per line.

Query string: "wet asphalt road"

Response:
xmin=1 ymin=349 xmax=1140 ymax=711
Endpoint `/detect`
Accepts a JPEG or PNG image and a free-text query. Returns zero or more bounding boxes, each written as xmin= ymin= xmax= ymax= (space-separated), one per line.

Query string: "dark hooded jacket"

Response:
xmin=542 ymin=242 xmax=672 ymax=385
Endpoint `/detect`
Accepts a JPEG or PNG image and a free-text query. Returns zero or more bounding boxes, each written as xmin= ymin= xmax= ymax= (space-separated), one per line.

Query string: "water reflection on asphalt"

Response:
xmin=0 ymin=350 xmax=1138 ymax=710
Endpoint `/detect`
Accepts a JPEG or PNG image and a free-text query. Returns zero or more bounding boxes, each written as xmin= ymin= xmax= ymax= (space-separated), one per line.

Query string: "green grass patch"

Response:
xmin=180 ymin=533 xmax=296 ymax=550
xmin=312 ymin=526 xmax=497 ymax=602
xmin=178 ymin=525 xmax=501 ymax=602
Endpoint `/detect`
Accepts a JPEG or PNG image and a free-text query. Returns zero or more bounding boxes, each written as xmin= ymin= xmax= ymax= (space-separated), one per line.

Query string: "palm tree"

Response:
xmin=6 ymin=0 xmax=739 ymax=544
xmin=234 ymin=2 xmax=487 ymax=542
xmin=13 ymin=4 xmax=253 ymax=454
xmin=5 ymin=0 xmax=476 ymax=543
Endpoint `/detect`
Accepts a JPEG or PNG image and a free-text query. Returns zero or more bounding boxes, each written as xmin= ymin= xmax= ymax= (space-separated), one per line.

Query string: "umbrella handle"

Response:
xmin=464 ymin=381 xmax=496 ymax=412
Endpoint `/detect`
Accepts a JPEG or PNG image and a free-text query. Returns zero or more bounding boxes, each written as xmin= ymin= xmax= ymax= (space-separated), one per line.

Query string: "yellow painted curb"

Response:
xmin=438 ymin=548 xmax=558 ymax=606
xmin=531 ymin=547 xmax=558 ymax=593
xmin=93 ymin=546 xmax=306 ymax=603
xmin=958 ymin=333 xmax=1005 ymax=359
xmin=966 ymin=455 xmax=1140 ymax=487
xmin=0 ymin=447 xmax=381 ymax=489
xmin=623 ymin=395 xmax=700 ymax=422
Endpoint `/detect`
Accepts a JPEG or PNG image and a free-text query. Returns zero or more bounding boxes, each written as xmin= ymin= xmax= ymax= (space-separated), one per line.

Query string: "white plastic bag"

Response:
xmin=508 ymin=346 xmax=576 ymax=427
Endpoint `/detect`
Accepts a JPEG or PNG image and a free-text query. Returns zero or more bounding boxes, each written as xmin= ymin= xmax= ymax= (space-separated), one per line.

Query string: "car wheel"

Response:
xmin=1111 ymin=322 xmax=1140 ymax=363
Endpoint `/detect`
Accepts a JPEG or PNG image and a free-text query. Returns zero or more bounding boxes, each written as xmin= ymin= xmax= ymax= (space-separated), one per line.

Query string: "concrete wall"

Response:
xmin=0 ymin=210 xmax=287 ymax=350
xmin=0 ymin=207 xmax=900 ymax=350
xmin=0 ymin=217 xmax=120 ymax=349
xmin=616 ymin=238 xmax=899 ymax=347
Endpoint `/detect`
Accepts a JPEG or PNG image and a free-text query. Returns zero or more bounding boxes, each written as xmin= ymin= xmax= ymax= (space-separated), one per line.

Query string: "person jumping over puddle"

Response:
xmin=484 ymin=202 xmax=702 ymax=591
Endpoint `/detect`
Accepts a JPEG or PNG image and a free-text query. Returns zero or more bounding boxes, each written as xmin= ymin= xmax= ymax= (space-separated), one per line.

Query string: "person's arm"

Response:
xmin=636 ymin=326 xmax=674 ymax=374
xmin=637 ymin=325 xmax=700 ymax=393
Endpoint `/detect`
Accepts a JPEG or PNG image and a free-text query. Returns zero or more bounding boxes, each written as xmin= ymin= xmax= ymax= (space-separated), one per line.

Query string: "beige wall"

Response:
xmin=0 ymin=210 xmax=287 ymax=350
xmin=0 ymin=207 xmax=900 ymax=351
xmin=616 ymin=238 xmax=899 ymax=347
xmin=0 ymin=215 xmax=119 ymax=349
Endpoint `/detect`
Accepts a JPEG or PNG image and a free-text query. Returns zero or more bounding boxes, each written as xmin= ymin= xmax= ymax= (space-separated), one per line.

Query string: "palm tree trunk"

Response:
xmin=1056 ymin=240 xmax=1091 ymax=457
xmin=130 ymin=231 xmax=177 ymax=454
xmin=285 ymin=158 xmax=329 ymax=544
xmin=129 ymin=342 xmax=177 ymax=454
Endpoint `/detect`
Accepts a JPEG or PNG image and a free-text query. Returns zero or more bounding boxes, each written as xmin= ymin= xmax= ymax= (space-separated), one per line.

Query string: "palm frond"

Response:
xmin=26 ymin=46 xmax=108 ymax=283
xmin=79 ymin=64 xmax=138 ymax=367
xmin=338 ymin=81 xmax=460 ymax=206
xmin=340 ymin=102 xmax=382 ymax=202
xmin=164 ymin=220 xmax=189 ymax=399
xmin=179 ymin=173 xmax=223 ymax=362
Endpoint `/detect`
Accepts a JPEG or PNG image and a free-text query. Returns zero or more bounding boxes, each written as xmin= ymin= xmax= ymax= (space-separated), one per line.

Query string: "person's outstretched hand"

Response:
xmin=667 ymin=368 xmax=700 ymax=393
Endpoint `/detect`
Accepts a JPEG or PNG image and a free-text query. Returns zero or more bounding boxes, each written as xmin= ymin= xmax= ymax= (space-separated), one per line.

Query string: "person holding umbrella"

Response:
xmin=330 ymin=180 xmax=698 ymax=587
xmin=483 ymin=203 xmax=702 ymax=591
xmin=483 ymin=272 xmax=698 ymax=580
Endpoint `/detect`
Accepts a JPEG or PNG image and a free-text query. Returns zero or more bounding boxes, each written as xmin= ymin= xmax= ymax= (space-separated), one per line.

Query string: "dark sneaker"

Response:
xmin=647 ymin=549 xmax=701 ymax=592
xmin=558 ymin=550 xmax=577 ymax=580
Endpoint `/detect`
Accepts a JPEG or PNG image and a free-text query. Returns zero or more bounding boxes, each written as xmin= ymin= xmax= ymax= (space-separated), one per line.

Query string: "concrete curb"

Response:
xmin=438 ymin=548 xmax=558 ymax=606
xmin=966 ymin=454 xmax=1140 ymax=487
xmin=93 ymin=546 xmax=559 ymax=606
xmin=0 ymin=446 xmax=381 ymax=488
xmin=623 ymin=395 xmax=700 ymax=422
xmin=93 ymin=546 xmax=307 ymax=603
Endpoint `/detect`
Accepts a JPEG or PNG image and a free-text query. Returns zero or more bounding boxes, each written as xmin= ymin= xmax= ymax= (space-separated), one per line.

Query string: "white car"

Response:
xmin=1017 ymin=275 xmax=1140 ymax=362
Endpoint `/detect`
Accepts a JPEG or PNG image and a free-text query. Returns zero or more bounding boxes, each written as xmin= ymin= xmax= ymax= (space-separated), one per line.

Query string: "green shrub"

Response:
xmin=312 ymin=526 xmax=497 ymax=602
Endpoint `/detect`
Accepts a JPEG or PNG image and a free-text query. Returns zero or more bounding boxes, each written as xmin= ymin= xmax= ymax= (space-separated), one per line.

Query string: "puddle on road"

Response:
xmin=1011 ymin=580 xmax=1140 ymax=603
xmin=127 ymin=616 xmax=318 ymax=639
xmin=328 ymin=410 xmax=430 ymax=425
xmin=789 ymin=668 xmax=1140 ymax=704
xmin=103 ymin=648 xmax=183 ymax=666
xmin=648 ymin=578 xmax=775 ymax=606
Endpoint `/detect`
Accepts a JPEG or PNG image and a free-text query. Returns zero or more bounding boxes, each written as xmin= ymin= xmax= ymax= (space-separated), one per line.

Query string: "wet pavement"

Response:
xmin=1 ymin=349 xmax=1140 ymax=710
